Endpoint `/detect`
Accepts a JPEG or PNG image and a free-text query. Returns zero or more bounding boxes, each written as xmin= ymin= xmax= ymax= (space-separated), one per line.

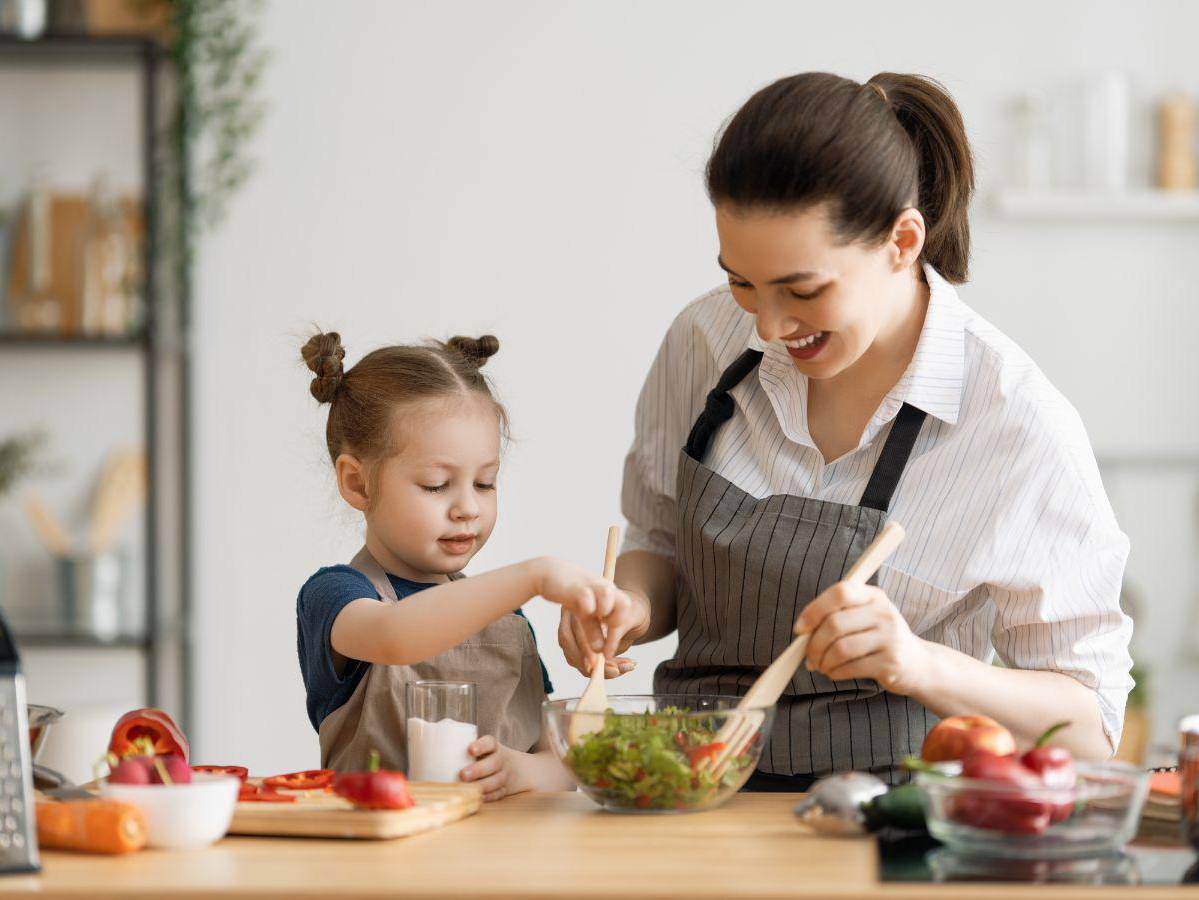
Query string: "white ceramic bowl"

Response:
xmin=100 ymin=772 xmax=239 ymax=849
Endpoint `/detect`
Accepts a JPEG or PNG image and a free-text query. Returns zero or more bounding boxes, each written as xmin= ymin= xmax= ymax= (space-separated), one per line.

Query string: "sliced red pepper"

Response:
xmin=238 ymin=782 xmax=297 ymax=803
xmin=108 ymin=708 xmax=189 ymax=762
xmin=193 ymin=765 xmax=249 ymax=783
xmin=263 ymin=769 xmax=335 ymax=790
xmin=634 ymin=794 xmax=652 ymax=809
xmin=684 ymin=741 xmax=725 ymax=769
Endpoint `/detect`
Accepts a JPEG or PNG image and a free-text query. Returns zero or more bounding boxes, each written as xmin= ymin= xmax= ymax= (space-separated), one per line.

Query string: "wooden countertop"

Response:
xmin=4 ymin=792 xmax=1195 ymax=899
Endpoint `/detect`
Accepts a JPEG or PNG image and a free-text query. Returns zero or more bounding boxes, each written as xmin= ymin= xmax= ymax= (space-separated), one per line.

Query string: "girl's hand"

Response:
xmin=532 ymin=557 xmax=634 ymax=657
xmin=558 ymin=588 xmax=648 ymax=678
xmin=460 ymin=735 xmax=526 ymax=802
xmin=793 ymin=581 xmax=932 ymax=696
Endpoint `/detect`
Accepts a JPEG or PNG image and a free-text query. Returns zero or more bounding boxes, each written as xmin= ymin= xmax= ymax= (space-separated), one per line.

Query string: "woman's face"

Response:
xmin=715 ymin=202 xmax=922 ymax=380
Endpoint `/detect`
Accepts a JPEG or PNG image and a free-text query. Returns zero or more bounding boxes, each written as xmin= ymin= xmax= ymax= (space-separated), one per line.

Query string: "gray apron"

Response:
xmin=318 ymin=547 xmax=546 ymax=773
xmin=654 ymin=349 xmax=934 ymax=787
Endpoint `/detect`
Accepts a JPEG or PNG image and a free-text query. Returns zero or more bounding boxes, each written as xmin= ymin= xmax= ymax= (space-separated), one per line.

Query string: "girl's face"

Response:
xmin=714 ymin=202 xmax=924 ymax=380
xmin=356 ymin=397 xmax=501 ymax=581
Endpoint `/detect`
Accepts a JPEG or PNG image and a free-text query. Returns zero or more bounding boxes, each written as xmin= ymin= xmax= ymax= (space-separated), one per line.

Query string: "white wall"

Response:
xmin=193 ymin=0 xmax=1199 ymax=772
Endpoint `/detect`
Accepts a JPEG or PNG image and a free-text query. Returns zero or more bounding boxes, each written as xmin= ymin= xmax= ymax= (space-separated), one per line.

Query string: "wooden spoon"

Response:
xmin=702 ymin=521 xmax=906 ymax=777
xmin=567 ymin=525 xmax=621 ymax=745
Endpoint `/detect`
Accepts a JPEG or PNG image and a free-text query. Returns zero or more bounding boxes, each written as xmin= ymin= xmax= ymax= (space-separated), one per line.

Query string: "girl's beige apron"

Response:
xmin=318 ymin=547 xmax=546 ymax=772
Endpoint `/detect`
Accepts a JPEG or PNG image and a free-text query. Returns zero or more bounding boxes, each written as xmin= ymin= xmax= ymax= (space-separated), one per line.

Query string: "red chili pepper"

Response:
xmin=684 ymin=741 xmax=725 ymax=769
xmin=192 ymin=765 xmax=249 ymax=783
xmin=108 ymin=708 xmax=189 ymax=762
xmin=263 ymin=769 xmax=335 ymax=791
xmin=634 ymin=795 xmax=652 ymax=809
xmin=332 ymin=751 xmax=414 ymax=811
xmin=593 ymin=778 xmax=611 ymax=789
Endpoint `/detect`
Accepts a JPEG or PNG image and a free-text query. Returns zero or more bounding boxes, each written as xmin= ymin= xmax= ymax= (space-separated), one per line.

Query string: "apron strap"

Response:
xmin=684 ymin=349 xmax=763 ymax=461
xmin=858 ymin=403 xmax=928 ymax=511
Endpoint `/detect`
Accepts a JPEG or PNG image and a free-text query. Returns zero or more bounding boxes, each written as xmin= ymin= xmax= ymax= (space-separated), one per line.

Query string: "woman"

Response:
xmin=561 ymin=72 xmax=1132 ymax=789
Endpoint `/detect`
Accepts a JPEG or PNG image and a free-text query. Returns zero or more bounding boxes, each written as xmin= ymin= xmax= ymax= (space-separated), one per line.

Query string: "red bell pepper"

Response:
xmin=238 ymin=782 xmax=297 ymax=803
xmin=332 ymin=751 xmax=414 ymax=810
xmin=263 ymin=769 xmax=335 ymax=791
xmin=951 ymin=750 xmax=1053 ymax=835
xmin=192 ymin=765 xmax=249 ymax=783
xmin=683 ymin=742 xmax=725 ymax=769
xmin=108 ymin=708 xmax=189 ymax=762
xmin=1019 ymin=721 xmax=1076 ymax=823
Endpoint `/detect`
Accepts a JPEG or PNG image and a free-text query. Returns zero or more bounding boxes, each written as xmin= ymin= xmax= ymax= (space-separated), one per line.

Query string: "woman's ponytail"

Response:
xmin=867 ymin=73 xmax=975 ymax=283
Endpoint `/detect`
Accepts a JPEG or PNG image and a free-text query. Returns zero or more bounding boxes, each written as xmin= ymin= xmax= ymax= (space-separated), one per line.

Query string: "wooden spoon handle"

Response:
xmin=601 ymin=525 xmax=619 ymax=580
xmin=843 ymin=521 xmax=905 ymax=585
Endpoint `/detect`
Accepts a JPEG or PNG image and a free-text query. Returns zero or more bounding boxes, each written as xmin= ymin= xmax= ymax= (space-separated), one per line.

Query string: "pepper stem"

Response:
xmin=1034 ymin=721 xmax=1071 ymax=748
xmin=367 ymin=750 xmax=381 ymax=773
xmin=901 ymin=754 xmax=937 ymax=773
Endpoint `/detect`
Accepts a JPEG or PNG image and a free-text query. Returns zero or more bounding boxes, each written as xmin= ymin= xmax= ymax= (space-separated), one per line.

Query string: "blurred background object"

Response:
xmin=1 ymin=0 xmax=1196 ymax=777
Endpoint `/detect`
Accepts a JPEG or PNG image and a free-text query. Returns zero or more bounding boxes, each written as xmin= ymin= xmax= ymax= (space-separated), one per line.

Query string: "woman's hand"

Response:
xmin=558 ymin=587 xmax=650 ymax=678
xmin=530 ymin=557 xmax=634 ymax=656
xmin=793 ymin=581 xmax=932 ymax=695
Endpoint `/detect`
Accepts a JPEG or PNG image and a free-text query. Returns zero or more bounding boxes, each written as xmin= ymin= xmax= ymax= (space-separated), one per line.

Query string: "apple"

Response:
xmin=921 ymin=715 xmax=1017 ymax=762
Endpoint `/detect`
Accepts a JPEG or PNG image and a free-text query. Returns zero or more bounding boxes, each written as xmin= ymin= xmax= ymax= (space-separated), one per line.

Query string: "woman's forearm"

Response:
xmin=909 ymin=639 xmax=1112 ymax=759
xmin=614 ymin=550 xmax=677 ymax=644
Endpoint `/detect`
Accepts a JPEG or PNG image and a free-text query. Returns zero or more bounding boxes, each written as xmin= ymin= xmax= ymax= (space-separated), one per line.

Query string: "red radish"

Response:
xmin=107 ymin=757 xmax=153 ymax=785
xmin=150 ymin=754 xmax=192 ymax=785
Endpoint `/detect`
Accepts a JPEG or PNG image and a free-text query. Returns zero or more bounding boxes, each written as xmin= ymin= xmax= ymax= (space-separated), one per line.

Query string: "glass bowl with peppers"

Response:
xmin=543 ymin=694 xmax=774 ymax=814
xmin=914 ymin=726 xmax=1150 ymax=860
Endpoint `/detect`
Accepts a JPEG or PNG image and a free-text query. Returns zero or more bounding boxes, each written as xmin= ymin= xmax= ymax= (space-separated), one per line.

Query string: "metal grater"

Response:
xmin=0 ymin=612 xmax=39 ymax=874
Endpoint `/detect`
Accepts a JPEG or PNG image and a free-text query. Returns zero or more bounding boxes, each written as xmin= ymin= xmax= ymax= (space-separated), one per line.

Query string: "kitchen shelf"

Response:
xmin=993 ymin=189 xmax=1199 ymax=221
xmin=0 ymin=32 xmax=192 ymax=732
xmin=0 ymin=330 xmax=147 ymax=350
xmin=0 ymin=33 xmax=159 ymax=61
xmin=15 ymin=631 xmax=149 ymax=650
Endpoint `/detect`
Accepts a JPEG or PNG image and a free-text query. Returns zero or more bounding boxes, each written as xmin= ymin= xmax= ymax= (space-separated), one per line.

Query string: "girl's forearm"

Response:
xmin=909 ymin=639 xmax=1112 ymax=759
xmin=614 ymin=550 xmax=677 ymax=644
xmin=511 ymin=749 xmax=576 ymax=793
xmin=332 ymin=558 xmax=547 ymax=665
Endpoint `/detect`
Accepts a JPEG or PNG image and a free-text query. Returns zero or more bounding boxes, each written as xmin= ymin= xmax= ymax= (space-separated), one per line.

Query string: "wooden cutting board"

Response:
xmin=228 ymin=780 xmax=483 ymax=840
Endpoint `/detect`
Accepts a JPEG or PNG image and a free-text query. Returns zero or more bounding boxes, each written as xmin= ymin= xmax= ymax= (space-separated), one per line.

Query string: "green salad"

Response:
xmin=564 ymin=707 xmax=754 ymax=810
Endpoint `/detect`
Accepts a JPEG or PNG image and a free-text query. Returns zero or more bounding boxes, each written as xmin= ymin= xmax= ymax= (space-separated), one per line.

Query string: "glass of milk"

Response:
xmin=406 ymin=680 xmax=478 ymax=783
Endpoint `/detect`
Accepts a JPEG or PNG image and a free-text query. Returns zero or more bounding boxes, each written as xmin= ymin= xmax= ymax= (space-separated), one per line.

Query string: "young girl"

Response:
xmin=297 ymin=330 xmax=630 ymax=801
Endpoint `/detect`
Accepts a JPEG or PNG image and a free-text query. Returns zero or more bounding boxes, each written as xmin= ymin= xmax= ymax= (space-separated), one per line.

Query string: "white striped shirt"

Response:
xmin=622 ymin=264 xmax=1133 ymax=747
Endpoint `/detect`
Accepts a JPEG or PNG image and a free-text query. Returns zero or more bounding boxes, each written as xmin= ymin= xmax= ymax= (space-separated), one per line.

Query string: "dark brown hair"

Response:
xmin=300 ymin=331 xmax=507 ymax=470
xmin=706 ymin=72 xmax=975 ymax=283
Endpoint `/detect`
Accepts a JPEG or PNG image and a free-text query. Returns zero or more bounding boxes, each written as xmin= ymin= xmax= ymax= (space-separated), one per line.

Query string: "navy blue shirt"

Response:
xmin=296 ymin=565 xmax=553 ymax=731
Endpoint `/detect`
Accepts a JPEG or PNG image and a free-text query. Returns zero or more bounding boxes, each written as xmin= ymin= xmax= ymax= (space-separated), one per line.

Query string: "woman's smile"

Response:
xmin=782 ymin=330 xmax=830 ymax=360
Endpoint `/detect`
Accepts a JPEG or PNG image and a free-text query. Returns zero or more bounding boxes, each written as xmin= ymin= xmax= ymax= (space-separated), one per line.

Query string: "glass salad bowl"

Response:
xmin=916 ymin=760 xmax=1150 ymax=859
xmin=543 ymin=694 xmax=774 ymax=814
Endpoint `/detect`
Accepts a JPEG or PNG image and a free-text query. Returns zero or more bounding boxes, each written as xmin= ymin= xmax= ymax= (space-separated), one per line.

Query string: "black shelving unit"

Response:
xmin=0 ymin=33 xmax=191 ymax=733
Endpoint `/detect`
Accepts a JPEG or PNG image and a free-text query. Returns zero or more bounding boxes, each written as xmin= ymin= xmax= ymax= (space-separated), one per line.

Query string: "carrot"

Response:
xmin=36 ymin=799 xmax=147 ymax=854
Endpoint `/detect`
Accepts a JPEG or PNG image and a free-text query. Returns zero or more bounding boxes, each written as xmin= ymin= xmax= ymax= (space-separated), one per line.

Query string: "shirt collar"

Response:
xmin=746 ymin=262 xmax=966 ymax=442
xmin=887 ymin=263 xmax=967 ymax=426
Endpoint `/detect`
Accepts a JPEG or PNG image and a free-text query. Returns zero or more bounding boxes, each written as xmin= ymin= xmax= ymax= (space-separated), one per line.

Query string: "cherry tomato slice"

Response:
xmin=263 ymin=769 xmax=335 ymax=790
